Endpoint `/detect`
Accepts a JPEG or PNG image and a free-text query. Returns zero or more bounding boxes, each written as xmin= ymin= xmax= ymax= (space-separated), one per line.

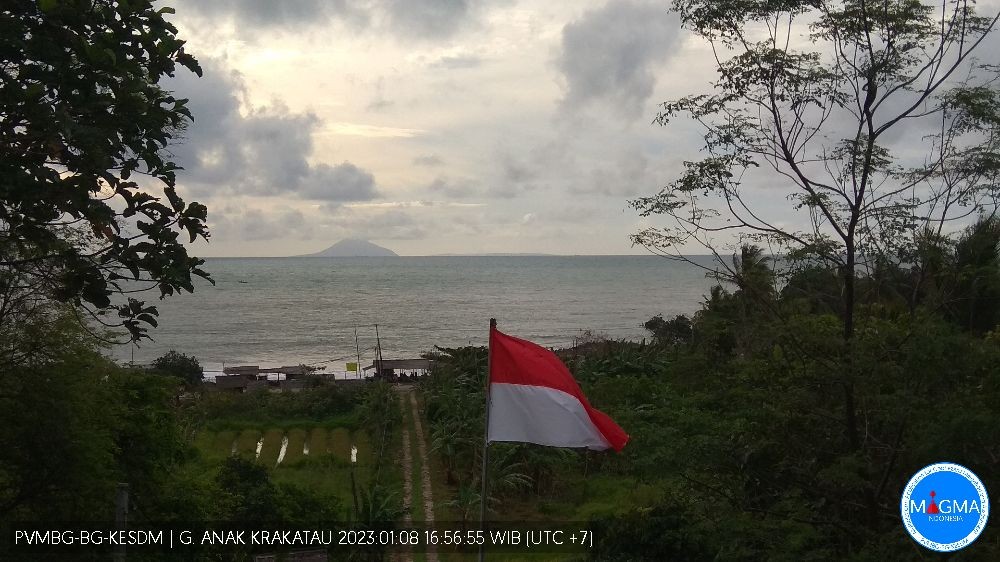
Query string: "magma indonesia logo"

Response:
xmin=901 ymin=462 xmax=989 ymax=552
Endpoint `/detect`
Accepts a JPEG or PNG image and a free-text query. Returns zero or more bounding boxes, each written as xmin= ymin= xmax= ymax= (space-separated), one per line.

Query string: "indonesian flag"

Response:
xmin=487 ymin=325 xmax=629 ymax=451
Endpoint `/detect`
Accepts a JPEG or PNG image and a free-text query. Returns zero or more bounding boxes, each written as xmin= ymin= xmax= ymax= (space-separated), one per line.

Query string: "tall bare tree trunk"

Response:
xmin=843 ymin=241 xmax=859 ymax=451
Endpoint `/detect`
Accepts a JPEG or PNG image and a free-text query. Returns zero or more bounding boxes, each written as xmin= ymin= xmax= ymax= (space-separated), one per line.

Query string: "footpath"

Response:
xmin=394 ymin=385 xmax=439 ymax=562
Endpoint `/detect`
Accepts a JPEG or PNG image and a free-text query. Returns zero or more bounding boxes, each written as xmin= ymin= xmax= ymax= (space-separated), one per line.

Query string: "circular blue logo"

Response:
xmin=901 ymin=462 xmax=989 ymax=552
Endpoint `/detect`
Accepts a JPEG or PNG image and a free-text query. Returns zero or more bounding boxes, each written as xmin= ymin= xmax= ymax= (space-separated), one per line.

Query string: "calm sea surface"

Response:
xmin=113 ymin=256 xmax=716 ymax=371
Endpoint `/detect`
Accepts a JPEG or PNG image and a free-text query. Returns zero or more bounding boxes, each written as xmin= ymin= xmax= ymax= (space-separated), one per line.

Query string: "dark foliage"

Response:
xmin=643 ymin=314 xmax=693 ymax=346
xmin=194 ymin=383 xmax=362 ymax=426
xmin=151 ymin=349 xmax=202 ymax=386
xmin=0 ymin=0 xmax=212 ymax=341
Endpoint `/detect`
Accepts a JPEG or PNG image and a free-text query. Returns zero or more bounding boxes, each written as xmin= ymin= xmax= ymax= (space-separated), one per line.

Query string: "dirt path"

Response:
xmin=393 ymin=385 xmax=439 ymax=562
xmin=394 ymin=424 xmax=415 ymax=562
xmin=408 ymin=390 xmax=438 ymax=562
xmin=392 ymin=387 xmax=416 ymax=562
xmin=401 ymin=428 xmax=413 ymax=524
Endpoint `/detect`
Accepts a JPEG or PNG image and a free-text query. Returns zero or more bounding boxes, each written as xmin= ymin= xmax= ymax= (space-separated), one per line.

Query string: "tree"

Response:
xmin=444 ymin=484 xmax=482 ymax=531
xmin=0 ymin=0 xmax=211 ymax=342
xmin=630 ymin=0 xmax=1000 ymax=454
xmin=948 ymin=215 xmax=1000 ymax=332
xmin=631 ymin=0 xmax=1000 ymax=343
xmin=214 ymin=456 xmax=282 ymax=522
xmin=0 ymin=323 xmax=118 ymax=519
xmin=643 ymin=314 xmax=693 ymax=346
xmin=0 ymin=313 xmax=203 ymax=521
xmin=151 ymin=349 xmax=203 ymax=386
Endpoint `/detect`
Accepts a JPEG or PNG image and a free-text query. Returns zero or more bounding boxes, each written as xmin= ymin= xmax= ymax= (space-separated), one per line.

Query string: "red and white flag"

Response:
xmin=487 ymin=325 xmax=629 ymax=452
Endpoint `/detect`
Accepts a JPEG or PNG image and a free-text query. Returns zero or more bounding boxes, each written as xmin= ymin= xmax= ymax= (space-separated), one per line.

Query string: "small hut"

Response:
xmin=363 ymin=358 xmax=434 ymax=381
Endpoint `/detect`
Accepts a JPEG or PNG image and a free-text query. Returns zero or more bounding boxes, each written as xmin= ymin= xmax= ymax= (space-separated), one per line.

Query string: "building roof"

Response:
xmin=260 ymin=365 xmax=312 ymax=376
xmin=223 ymin=365 xmax=259 ymax=375
xmin=363 ymin=359 xmax=434 ymax=371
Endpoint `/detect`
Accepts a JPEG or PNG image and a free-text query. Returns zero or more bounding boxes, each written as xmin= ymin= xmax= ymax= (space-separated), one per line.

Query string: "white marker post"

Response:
xmin=350 ymin=445 xmax=360 ymax=520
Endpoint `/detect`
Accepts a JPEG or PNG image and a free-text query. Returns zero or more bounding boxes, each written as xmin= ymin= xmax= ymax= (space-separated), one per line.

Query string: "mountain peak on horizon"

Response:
xmin=300 ymin=239 xmax=398 ymax=257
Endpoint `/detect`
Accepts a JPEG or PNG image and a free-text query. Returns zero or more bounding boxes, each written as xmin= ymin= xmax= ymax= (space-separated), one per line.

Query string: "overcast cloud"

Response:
xmin=173 ymin=0 xmax=369 ymax=31
xmin=156 ymin=0 xmax=726 ymax=256
xmin=557 ymin=1 xmax=681 ymax=120
xmin=165 ymin=59 xmax=380 ymax=203
xmin=156 ymin=0 xmax=987 ymax=257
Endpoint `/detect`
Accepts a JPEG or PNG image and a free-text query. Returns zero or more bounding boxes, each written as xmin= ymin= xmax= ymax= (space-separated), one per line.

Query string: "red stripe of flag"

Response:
xmin=488 ymin=326 xmax=629 ymax=452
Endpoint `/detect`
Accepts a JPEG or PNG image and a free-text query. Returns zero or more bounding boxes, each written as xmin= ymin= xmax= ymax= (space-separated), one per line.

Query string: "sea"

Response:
xmin=112 ymin=255 xmax=718 ymax=373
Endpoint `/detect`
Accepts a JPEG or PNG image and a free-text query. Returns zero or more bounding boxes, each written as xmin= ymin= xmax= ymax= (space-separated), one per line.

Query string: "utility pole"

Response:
xmin=374 ymin=323 xmax=384 ymax=380
xmin=354 ymin=326 xmax=362 ymax=380
xmin=372 ymin=323 xmax=389 ymax=481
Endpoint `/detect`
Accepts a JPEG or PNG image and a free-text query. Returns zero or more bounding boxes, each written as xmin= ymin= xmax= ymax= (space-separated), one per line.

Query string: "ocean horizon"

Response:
xmin=113 ymin=255 xmax=718 ymax=372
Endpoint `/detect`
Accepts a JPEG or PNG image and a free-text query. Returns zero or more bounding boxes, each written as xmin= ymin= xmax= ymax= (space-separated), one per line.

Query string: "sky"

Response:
xmin=159 ymin=0 xmax=1000 ymax=258
xmin=159 ymin=0 xmax=716 ymax=256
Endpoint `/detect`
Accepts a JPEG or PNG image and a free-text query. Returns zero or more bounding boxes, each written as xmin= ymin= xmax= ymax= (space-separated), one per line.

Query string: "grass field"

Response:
xmin=190 ymin=388 xmax=604 ymax=561
xmin=258 ymin=429 xmax=283 ymax=464
xmin=234 ymin=429 xmax=261 ymax=457
xmin=194 ymin=423 xmax=377 ymax=513
xmin=307 ymin=426 xmax=328 ymax=455
xmin=329 ymin=427 xmax=351 ymax=460
xmin=284 ymin=428 xmax=307 ymax=464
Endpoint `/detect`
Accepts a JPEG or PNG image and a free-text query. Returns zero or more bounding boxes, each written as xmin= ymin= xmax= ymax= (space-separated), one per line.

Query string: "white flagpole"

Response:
xmin=479 ymin=317 xmax=496 ymax=562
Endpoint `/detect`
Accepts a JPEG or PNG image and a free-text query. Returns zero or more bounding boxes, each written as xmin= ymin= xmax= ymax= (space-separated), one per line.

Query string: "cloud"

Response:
xmin=316 ymin=123 xmax=423 ymax=138
xmin=367 ymin=76 xmax=394 ymax=112
xmin=431 ymin=54 xmax=484 ymax=69
xmin=556 ymin=1 xmax=680 ymax=120
xmin=300 ymin=163 xmax=378 ymax=201
xmin=210 ymin=202 xmax=445 ymax=245
xmin=173 ymin=0 xmax=489 ymax=42
xmin=572 ymin=149 xmax=659 ymax=196
xmin=413 ymin=154 xmax=444 ymax=166
xmin=426 ymin=177 xmax=480 ymax=199
xmin=320 ymin=207 xmax=429 ymax=241
xmin=551 ymin=206 xmax=601 ymax=223
xmin=173 ymin=0 xmax=369 ymax=32
xmin=211 ymin=206 xmax=314 ymax=242
xmin=382 ymin=0 xmax=478 ymax=39
xmin=486 ymin=153 xmax=545 ymax=198
xmin=160 ymin=1 xmax=687 ymax=256
xmin=343 ymin=200 xmax=485 ymax=208
xmin=165 ymin=59 xmax=379 ymax=202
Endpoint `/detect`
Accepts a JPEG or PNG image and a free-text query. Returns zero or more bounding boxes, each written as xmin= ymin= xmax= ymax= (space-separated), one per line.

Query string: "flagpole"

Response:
xmin=479 ymin=317 xmax=496 ymax=562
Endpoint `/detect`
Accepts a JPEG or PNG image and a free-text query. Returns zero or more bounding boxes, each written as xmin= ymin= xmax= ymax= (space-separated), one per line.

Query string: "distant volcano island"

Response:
xmin=299 ymin=239 xmax=398 ymax=257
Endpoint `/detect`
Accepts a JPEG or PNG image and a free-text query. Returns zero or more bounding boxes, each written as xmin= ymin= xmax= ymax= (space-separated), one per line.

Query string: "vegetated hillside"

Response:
xmin=423 ymin=231 xmax=1000 ymax=560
